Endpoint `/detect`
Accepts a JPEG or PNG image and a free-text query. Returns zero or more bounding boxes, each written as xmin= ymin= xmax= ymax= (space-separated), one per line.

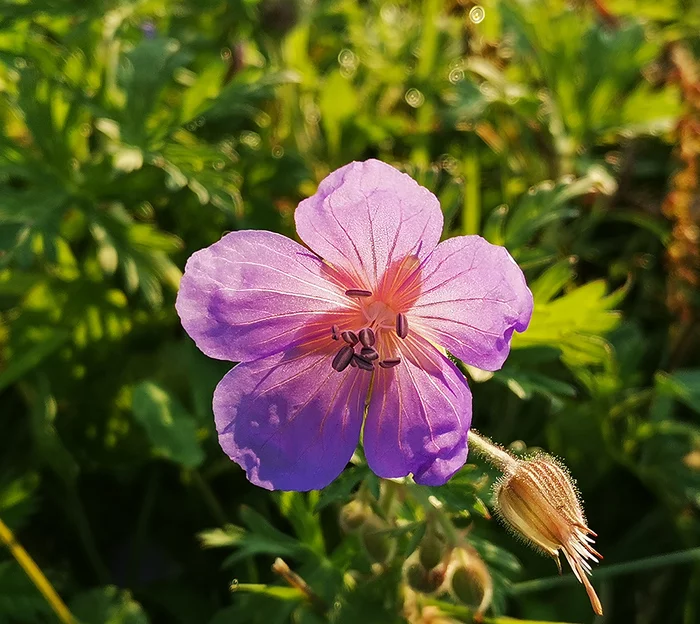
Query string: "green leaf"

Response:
xmin=0 ymin=561 xmax=53 ymax=624
xmin=314 ymin=465 xmax=368 ymax=512
xmin=0 ymin=472 xmax=40 ymax=531
xmin=70 ymin=586 xmax=150 ymax=624
xmin=513 ymin=278 xmax=622 ymax=370
xmin=655 ymin=370 xmax=700 ymax=415
xmin=118 ymin=38 xmax=193 ymax=146
xmin=131 ymin=381 xmax=204 ymax=468
xmin=204 ymin=508 xmax=311 ymax=567
xmin=0 ymin=330 xmax=70 ymax=392
xmin=277 ymin=492 xmax=325 ymax=555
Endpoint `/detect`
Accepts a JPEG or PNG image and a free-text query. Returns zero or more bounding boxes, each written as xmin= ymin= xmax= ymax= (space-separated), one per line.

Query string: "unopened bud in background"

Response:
xmin=494 ymin=454 xmax=603 ymax=616
xmin=403 ymin=553 xmax=446 ymax=595
xmin=448 ymin=546 xmax=493 ymax=615
xmin=418 ymin=526 xmax=447 ymax=571
xmin=360 ymin=516 xmax=396 ymax=565
xmin=339 ymin=499 xmax=370 ymax=533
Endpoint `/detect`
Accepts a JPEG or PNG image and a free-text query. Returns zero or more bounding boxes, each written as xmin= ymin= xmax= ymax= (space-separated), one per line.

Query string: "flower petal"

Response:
xmin=176 ymin=230 xmax=353 ymax=362
xmin=364 ymin=335 xmax=472 ymax=486
xmin=410 ymin=236 xmax=533 ymax=371
xmin=214 ymin=349 xmax=370 ymax=491
xmin=294 ymin=160 xmax=443 ymax=291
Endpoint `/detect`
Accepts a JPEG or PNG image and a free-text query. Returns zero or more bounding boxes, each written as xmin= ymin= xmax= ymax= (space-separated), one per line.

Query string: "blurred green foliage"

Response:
xmin=1 ymin=0 xmax=700 ymax=622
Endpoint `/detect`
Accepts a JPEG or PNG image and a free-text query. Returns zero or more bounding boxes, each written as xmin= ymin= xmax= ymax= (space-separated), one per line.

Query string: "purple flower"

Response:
xmin=176 ymin=160 xmax=533 ymax=491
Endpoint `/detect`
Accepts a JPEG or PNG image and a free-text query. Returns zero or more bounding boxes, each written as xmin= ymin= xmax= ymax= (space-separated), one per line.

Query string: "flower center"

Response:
xmin=329 ymin=289 xmax=408 ymax=373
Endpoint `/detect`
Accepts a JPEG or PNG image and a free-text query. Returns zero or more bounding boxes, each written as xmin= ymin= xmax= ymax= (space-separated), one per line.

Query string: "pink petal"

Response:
xmin=294 ymin=160 xmax=443 ymax=292
xmin=176 ymin=230 xmax=353 ymax=362
xmin=214 ymin=348 xmax=370 ymax=491
xmin=410 ymin=236 xmax=533 ymax=371
xmin=363 ymin=335 xmax=472 ymax=486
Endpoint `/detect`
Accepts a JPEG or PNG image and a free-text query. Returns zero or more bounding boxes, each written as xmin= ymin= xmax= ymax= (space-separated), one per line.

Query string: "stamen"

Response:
xmin=396 ymin=313 xmax=408 ymax=339
xmin=332 ymin=345 xmax=355 ymax=372
xmin=379 ymin=358 xmax=401 ymax=369
xmin=350 ymin=358 xmax=358 ymax=368
xmin=331 ymin=325 xmax=340 ymax=340
xmin=358 ymin=328 xmax=375 ymax=347
xmin=341 ymin=330 xmax=359 ymax=345
xmin=360 ymin=347 xmax=379 ymax=361
xmin=345 ymin=289 xmax=372 ymax=297
xmin=353 ymin=355 xmax=374 ymax=371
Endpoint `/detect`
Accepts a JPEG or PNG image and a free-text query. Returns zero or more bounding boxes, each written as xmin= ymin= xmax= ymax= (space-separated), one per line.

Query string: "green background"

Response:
xmin=1 ymin=0 xmax=700 ymax=622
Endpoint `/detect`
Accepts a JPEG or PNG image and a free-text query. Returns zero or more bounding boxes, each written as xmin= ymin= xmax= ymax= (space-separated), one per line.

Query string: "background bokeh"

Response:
xmin=1 ymin=0 xmax=700 ymax=622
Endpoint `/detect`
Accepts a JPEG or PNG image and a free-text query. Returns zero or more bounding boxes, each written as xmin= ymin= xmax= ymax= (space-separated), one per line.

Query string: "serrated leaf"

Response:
xmin=216 ymin=507 xmax=310 ymax=567
xmin=277 ymin=492 xmax=325 ymax=555
xmin=314 ymin=465 xmax=369 ymax=512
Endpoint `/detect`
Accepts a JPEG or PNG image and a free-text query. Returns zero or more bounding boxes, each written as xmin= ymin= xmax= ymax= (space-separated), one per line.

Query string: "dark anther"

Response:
xmin=331 ymin=325 xmax=340 ymax=340
xmin=350 ymin=358 xmax=358 ymax=368
xmin=341 ymin=330 xmax=359 ymax=345
xmin=353 ymin=355 xmax=374 ymax=371
xmin=396 ymin=313 xmax=408 ymax=339
xmin=360 ymin=347 xmax=379 ymax=361
xmin=358 ymin=327 xmax=375 ymax=348
xmin=379 ymin=358 xmax=401 ymax=369
xmin=332 ymin=345 xmax=355 ymax=372
xmin=345 ymin=289 xmax=372 ymax=297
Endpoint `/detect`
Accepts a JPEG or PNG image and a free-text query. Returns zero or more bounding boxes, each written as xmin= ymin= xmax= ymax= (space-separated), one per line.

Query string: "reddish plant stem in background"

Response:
xmin=663 ymin=44 xmax=700 ymax=366
xmin=590 ymin=0 xmax=620 ymax=28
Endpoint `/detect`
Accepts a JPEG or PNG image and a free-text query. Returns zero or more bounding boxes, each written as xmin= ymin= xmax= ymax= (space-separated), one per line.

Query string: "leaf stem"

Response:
xmin=0 ymin=516 xmax=77 ymax=624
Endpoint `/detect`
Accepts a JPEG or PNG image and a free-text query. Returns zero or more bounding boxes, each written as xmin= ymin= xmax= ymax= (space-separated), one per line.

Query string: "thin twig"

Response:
xmin=0 ymin=516 xmax=77 ymax=624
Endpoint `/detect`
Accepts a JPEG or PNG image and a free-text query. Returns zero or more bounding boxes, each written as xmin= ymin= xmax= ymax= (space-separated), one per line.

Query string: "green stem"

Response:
xmin=128 ymin=465 xmax=160 ymax=587
xmin=463 ymin=133 xmax=481 ymax=235
xmin=67 ymin=486 xmax=110 ymax=583
xmin=190 ymin=470 xmax=228 ymax=526
xmin=410 ymin=0 xmax=441 ymax=170
xmin=468 ymin=430 xmax=518 ymax=473
xmin=408 ymin=484 xmax=461 ymax=547
xmin=510 ymin=548 xmax=700 ymax=595
xmin=416 ymin=0 xmax=439 ymax=80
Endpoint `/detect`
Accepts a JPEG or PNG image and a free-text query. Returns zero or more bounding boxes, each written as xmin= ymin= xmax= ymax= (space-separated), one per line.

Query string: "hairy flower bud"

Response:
xmin=494 ymin=455 xmax=603 ymax=615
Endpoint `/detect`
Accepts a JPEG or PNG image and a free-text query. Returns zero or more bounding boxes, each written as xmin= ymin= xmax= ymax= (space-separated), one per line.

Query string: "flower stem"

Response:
xmin=408 ymin=484 xmax=461 ymax=547
xmin=510 ymin=547 xmax=700 ymax=595
xmin=0 ymin=516 xmax=76 ymax=624
xmin=468 ymin=430 xmax=518 ymax=473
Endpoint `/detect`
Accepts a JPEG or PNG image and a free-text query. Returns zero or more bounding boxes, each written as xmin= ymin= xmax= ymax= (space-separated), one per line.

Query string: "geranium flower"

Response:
xmin=176 ymin=160 xmax=533 ymax=491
